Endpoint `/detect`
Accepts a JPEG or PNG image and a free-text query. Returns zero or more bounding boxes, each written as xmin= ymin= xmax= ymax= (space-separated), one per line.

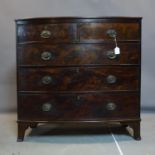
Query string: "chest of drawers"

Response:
xmin=16 ymin=17 xmax=142 ymax=141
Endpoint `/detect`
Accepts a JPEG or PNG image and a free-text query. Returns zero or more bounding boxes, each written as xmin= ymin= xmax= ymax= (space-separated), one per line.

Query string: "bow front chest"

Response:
xmin=16 ymin=17 xmax=142 ymax=141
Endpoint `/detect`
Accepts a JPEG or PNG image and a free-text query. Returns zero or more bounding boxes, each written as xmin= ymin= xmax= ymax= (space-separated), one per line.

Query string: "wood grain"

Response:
xmin=18 ymin=66 xmax=139 ymax=91
xmin=18 ymin=93 xmax=139 ymax=121
xmin=17 ymin=43 xmax=140 ymax=66
xmin=16 ymin=17 xmax=142 ymax=141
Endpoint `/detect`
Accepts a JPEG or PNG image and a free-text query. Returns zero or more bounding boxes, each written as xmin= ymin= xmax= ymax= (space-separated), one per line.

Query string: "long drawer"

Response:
xmin=17 ymin=43 xmax=140 ymax=66
xmin=18 ymin=66 xmax=139 ymax=92
xmin=18 ymin=93 xmax=139 ymax=121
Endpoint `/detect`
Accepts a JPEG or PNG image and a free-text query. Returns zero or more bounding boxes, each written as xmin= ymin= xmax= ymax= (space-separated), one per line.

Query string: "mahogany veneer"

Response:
xmin=16 ymin=17 xmax=142 ymax=141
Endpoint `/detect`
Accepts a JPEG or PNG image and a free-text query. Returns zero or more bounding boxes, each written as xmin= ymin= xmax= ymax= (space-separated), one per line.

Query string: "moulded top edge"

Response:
xmin=15 ymin=16 xmax=142 ymax=22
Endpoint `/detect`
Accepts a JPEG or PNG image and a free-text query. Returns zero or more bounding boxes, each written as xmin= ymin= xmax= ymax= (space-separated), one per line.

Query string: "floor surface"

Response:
xmin=0 ymin=112 xmax=155 ymax=155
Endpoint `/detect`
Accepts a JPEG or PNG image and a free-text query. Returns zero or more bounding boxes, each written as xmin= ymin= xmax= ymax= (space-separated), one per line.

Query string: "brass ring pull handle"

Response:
xmin=106 ymin=75 xmax=117 ymax=84
xmin=106 ymin=102 xmax=117 ymax=111
xmin=40 ymin=30 xmax=51 ymax=38
xmin=41 ymin=51 xmax=53 ymax=61
xmin=42 ymin=102 xmax=52 ymax=112
xmin=76 ymin=95 xmax=81 ymax=100
xmin=42 ymin=76 xmax=53 ymax=85
xmin=106 ymin=29 xmax=117 ymax=38
xmin=106 ymin=50 xmax=117 ymax=60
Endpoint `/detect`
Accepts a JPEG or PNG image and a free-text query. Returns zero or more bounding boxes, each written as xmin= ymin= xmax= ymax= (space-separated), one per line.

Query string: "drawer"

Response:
xmin=17 ymin=24 xmax=76 ymax=43
xmin=18 ymin=66 xmax=139 ymax=91
xmin=79 ymin=23 xmax=140 ymax=42
xmin=18 ymin=93 xmax=139 ymax=121
xmin=17 ymin=43 xmax=140 ymax=66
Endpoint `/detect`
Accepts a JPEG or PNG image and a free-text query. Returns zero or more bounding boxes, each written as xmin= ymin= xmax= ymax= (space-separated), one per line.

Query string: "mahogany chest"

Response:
xmin=16 ymin=17 xmax=142 ymax=141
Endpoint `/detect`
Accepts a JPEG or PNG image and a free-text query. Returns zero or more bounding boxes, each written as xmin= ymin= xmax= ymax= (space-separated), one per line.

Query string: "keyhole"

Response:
xmin=76 ymin=68 xmax=80 ymax=73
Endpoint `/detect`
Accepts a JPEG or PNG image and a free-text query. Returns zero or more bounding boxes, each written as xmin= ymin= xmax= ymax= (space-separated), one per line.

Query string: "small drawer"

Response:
xmin=79 ymin=22 xmax=140 ymax=42
xmin=17 ymin=43 xmax=140 ymax=66
xmin=17 ymin=24 xmax=76 ymax=43
xmin=18 ymin=93 xmax=139 ymax=121
xmin=18 ymin=66 xmax=139 ymax=92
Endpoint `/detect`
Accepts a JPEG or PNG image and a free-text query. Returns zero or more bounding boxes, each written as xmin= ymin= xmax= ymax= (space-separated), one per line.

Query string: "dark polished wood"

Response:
xmin=17 ymin=24 xmax=76 ymax=43
xmin=16 ymin=17 xmax=142 ymax=141
xmin=17 ymin=122 xmax=29 ymax=142
xmin=17 ymin=43 xmax=140 ymax=66
xmin=18 ymin=93 xmax=139 ymax=120
xmin=18 ymin=66 xmax=139 ymax=91
xmin=79 ymin=23 xmax=140 ymax=41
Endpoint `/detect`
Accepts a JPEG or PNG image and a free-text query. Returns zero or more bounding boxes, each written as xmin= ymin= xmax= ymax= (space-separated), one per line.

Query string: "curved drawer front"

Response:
xmin=18 ymin=93 xmax=139 ymax=121
xmin=17 ymin=43 xmax=140 ymax=66
xmin=79 ymin=23 xmax=140 ymax=42
xmin=17 ymin=24 xmax=76 ymax=43
xmin=18 ymin=67 xmax=139 ymax=91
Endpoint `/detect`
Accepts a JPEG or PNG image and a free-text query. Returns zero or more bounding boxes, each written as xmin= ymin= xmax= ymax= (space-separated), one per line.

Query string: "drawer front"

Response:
xmin=17 ymin=43 xmax=140 ymax=66
xmin=18 ymin=93 xmax=139 ymax=121
xmin=18 ymin=67 xmax=139 ymax=91
xmin=79 ymin=23 xmax=140 ymax=42
xmin=17 ymin=24 xmax=76 ymax=43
